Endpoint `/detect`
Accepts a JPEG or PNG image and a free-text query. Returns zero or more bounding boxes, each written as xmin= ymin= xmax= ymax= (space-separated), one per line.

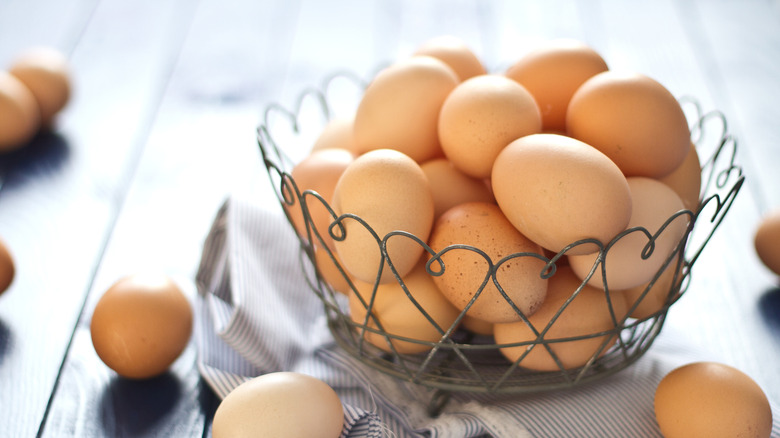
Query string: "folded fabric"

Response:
xmin=195 ymin=190 xmax=780 ymax=438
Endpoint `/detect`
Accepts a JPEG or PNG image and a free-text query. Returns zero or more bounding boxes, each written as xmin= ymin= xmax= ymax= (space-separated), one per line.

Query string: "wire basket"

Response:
xmin=256 ymin=71 xmax=743 ymax=410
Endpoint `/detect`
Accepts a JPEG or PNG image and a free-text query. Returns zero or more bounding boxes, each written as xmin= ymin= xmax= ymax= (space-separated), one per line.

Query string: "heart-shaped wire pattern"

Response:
xmin=256 ymin=72 xmax=743 ymax=406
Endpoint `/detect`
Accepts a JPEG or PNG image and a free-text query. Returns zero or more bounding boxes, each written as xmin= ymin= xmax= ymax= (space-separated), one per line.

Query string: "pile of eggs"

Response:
xmin=287 ymin=36 xmax=703 ymax=370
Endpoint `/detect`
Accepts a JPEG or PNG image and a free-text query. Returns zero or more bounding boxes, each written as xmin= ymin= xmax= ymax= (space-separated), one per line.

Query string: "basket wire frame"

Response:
xmin=256 ymin=72 xmax=744 ymax=410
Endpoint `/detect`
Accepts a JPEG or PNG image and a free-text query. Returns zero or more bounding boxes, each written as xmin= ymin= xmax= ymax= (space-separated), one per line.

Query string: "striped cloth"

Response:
xmin=195 ymin=192 xmax=780 ymax=438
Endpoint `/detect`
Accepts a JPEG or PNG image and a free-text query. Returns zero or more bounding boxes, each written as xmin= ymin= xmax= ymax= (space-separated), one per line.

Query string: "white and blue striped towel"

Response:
xmin=195 ymin=191 xmax=780 ymax=438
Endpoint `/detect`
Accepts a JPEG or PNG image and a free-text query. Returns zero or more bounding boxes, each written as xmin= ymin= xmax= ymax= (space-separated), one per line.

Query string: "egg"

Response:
xmin=754 ymin=208 xmax=780 ymax=276
xmin=420 ymin=157 xmax=495 ymax=219
xmin=348 ymin=261 xmax=461 ymax=354
xmin=505 ymin=38 xmax=608 ymax=132
xmin=654 ymin=362 xmax=772 ymax=438
xmin=619 ymin=255 xmax=683 ymax=320
xmin=8 ymin=46 xmax=71 ymax=127
xmin=0 ymin=70 xmax=40 ymax=152
xmin=288 ymin=148 xmax=354 ymax=250
xmin=90 ymin=273 xmax=193 ymax=379
xmin=567 ymin=71 xmax=690 ymax=178
xmin=460 ymin=314 xmax=494 ymax=336
xmin=353 ymin=55 xmax=459 ymax=163
xmin=212 ymin=372 xmax=344 ymax=438
xmin=427 ymin=202 xmax=548 ymax=323
xmin=413 ymin=35 xmax=487 ymax=81
xmin=313 ymin=244 xmax=352 ymax=295
xmin=659 ymin=141 xmax=702 ymax=212
xmin=569 ymin=177 xmax=689 ymax=291
xmin=332 ymin=149 xmax=434 ymax=284
xmin=491 ymin=133 xmax=632 ymax=256
xmin=438 ymin=74 xmax=542 ymax=178
xmin=493 ymin=266 xmax=627 ymax=371
xmin=0 ymin=237 xmax=15 ymax=295
xmin=310 ymin=116 xmax=360 ymax=155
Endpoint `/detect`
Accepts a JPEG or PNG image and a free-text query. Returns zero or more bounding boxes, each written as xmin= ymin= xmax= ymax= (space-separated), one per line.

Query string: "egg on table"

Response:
xmin=654 ymin=361 xmax=773 ymax=438
xmin=90 ymin=273 xmax=193 ymax=379
xmin=212 ymin=372 xmax=344 ymax=438
xmin=0 ymin=70 xmax=40 ymax=152
xmin=8 ymin=46 xmax=71 ymax=127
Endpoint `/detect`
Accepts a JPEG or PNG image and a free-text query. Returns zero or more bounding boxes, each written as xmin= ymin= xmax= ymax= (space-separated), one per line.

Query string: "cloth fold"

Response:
xmin=195 ymin=191 xmax=780 ymax=438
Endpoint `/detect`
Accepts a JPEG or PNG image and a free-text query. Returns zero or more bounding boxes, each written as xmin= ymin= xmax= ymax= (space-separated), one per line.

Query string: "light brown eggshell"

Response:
xmin=427 ymin=202 xmax=548 ymax=323
xmin=493 ymin=266 xmax=627 ymax=371
xmin=353 ymin=55 xmax=459 ymax=163
xmin=212 ymin=372 xmax=344 ymax=438
xmin=413 ymin=35 xmax=487 ymax=81
xmin=569 ymin=177 xmax=689 ymax=291
xmin=9 ymin=46 xmax=71 ymax=127
xmin=313 ymin=244 xmax=352 ymax=295
xmin=566 ymin=71 xmax=690 ymax=178
xmin=289 ymin=148 xmax=354 ymax=250
xmin=619 ymin=255 xmax=683 ymax=320
xmin=654 ymin=362 xmax=773 ymax=438
xmin=491 ymin=133 xmax=632 ymax=256
xmin=438 ymin=74 xmax=542 ymax=179
xmin=420 ymin=157 xmax=496 ymax=219
xmin=0 ymin=71 xmax=41 ymax=152
xmin=754 ymin=208 xmax=780 ymax=276
xmin=659 ymin=141 xmax=702 ymax=212
xmin=348 ymin=261 xmax=461 ymax=354
xmin=90 ymin=273 xmax=193 ymax=379
xmin=0 ymin=237 xmax=15 ymax=295
xmin=505 ymin=38 xmax=608 ymax=132
xmin=310 ymin=116 xmax=360 ymax=155
xmin=332 ymin=149 xmax=434 ymax=284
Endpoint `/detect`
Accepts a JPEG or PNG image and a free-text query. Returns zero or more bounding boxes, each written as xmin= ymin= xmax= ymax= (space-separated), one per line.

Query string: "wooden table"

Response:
xmin=1 ymin=0 xmax=778 ymax=436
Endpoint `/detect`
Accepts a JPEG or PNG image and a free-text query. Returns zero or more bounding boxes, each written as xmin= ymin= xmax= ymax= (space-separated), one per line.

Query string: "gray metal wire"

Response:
xmin=256 ymin=72 xmax=743 ymax=407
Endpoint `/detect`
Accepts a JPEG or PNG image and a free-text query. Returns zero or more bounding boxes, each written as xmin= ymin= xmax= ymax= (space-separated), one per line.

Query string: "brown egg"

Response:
xmin=90 ymin=273 xmax=193 ymax=379
xmin=310 ymin=116 xmax=360 ymax=155
xmin=9 ymin=46 xmax=71 ymax=127
xmin=353 ymin=55 xmax=459 ymax=163
xmin=332 ymin=149 xmax=434 ymax=284
xmin=494 ymin=266 xmax=627 ymax=371
xmin=413 ymin=35 xmax=487 ymax=81
xmin=491 ymin=133 xmax=632 ymax=256
xmin=312 ymin=244 xmax=352 ymax=295
xmin=460 ymin=314 xmax=494 ymax=336
xmin=567 ymin=71 xmax=690 ymax=178
xmin=505 ymin=38 xmax=608 ymax=132
xmin=654 ymin=362 xmax=773 ymax=438
xmin=438 ymin=74 xmax=541 ymax=178
xmin=569 ymin=177 xmax=689 ymax=291
xmin=212 ymin=372 xmax=344 ymax=438
xmin=659 ymin=141 xmax=702 ymax=212
xmin=428 ymin=202 xmax=548 ymax=323
xmin=420 ymin=157 xmax=495 ymax=219
xmin=619 ymin=255 xmax=683 ymax=320
xmin=755 ymin=208 xmax=780 ymax=276
xmin=0 ymin=70 xmax=40 ymax=152
xmin=348 ymin=261 xmax=461 ymax=354
xmin=288 ymin=148 xmax=354 ymax=250
xmin=0 ymin=237 xmax=15 ymax=295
